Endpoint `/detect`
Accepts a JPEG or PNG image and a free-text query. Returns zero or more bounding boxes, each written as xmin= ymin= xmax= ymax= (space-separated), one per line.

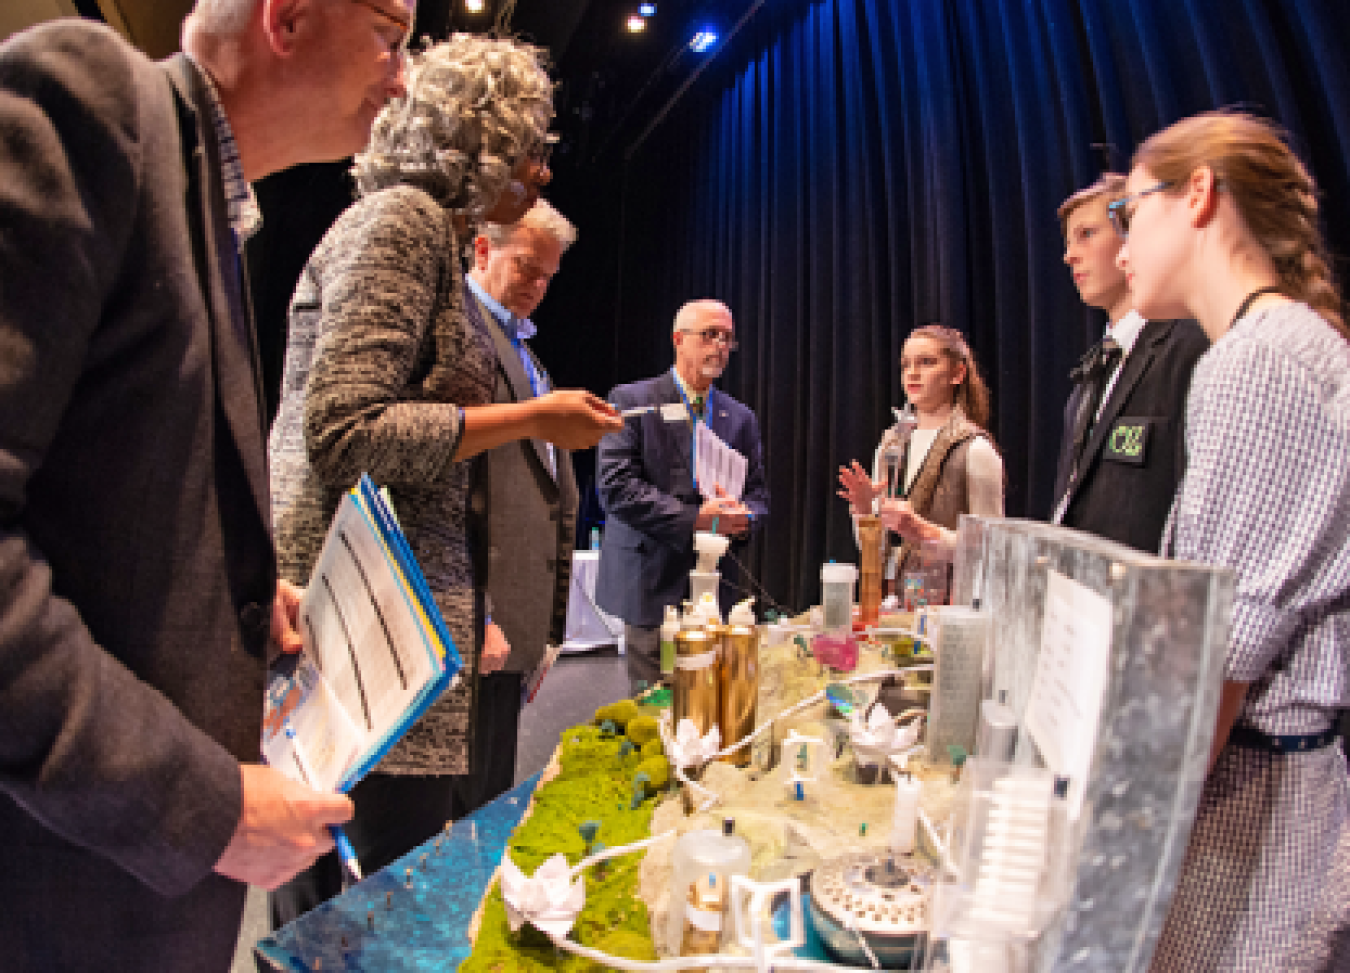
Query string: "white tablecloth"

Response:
xmin=561 ymin=550 xmax=624 ymax=653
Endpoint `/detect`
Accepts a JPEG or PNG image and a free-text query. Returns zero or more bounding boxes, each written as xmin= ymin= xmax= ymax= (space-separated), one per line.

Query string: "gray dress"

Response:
xmin=1150 ymin=303 xmax=1350 ymax=971
xmin=270 ymin=184 xmax=496 ymax=776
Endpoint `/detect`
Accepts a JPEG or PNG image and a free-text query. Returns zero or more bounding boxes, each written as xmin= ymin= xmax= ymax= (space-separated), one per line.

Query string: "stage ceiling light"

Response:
xmin=689 ymin=28 xmax=718 ymax=53
xmin=627 ymin=13 xmax=647 ymax=32
xmin=639 ymin=3 xmax=657 ymax=15
xmin=464 ymin=0 xmax=485 ymax=12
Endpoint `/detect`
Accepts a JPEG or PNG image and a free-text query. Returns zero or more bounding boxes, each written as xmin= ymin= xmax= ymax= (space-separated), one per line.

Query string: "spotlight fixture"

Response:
xmin=638 ymin=2 xmax=657 ymax=15
xmin=626 ymin=13 xmax=646 ymax=32
xmin=465 ymin=0 xmax=484 ymax=12
xmin=689 ymin=28 xmax=718 ymax=53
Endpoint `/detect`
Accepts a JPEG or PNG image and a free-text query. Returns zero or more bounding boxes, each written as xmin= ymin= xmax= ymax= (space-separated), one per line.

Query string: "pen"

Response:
xmin=284 ymin=724 xmax=362 ymax=884
xmin=620 ymin=405 xmax=656 ymax=418
xmin=331 ymin=825 xmax=364 ymax=884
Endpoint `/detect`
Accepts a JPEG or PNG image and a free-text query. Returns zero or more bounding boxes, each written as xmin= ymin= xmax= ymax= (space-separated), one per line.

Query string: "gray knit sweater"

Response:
xmin=269 ymin=185 xmax=495 ymax=776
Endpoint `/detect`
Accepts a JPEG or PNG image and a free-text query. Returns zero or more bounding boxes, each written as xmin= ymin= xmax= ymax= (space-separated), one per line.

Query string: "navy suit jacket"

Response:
xmin=596 ymin=371 xmax=769 ymax=628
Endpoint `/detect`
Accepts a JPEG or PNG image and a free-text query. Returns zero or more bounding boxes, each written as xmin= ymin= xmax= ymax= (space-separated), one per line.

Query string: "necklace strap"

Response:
xmin=1231 ymin=285 xmax=1283 ymax=328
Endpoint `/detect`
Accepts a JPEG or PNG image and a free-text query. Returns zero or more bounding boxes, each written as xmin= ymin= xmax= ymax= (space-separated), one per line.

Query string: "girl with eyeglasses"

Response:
xmin=837 ymin=325 xmax=1003 ymax=595
xmin=1116 ymin=110 xmax=1349 ymax=972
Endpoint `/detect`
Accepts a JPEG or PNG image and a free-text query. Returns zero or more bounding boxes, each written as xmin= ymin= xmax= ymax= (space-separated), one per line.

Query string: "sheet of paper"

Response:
xmin=263 ymin=490 xmax=448 ymax=792
xmin=695 ymin=423 xmax=714 ymax=498
xmin=303 ymin=498 xmax=437 ymax=735
xmin=262 ymin=656 xmax=363 ymax=793
xmin=694 ymin=423 xmax=746 ymax=501
xmin=726 ymin=447 xmax=747 ymax=500
xmin=1022 ymin=569 xmax=1114 ymax=821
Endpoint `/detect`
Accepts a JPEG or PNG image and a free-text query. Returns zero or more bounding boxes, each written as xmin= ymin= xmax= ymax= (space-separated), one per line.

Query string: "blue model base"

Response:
xmin=255 ymin=773 xmax=540 ymax=972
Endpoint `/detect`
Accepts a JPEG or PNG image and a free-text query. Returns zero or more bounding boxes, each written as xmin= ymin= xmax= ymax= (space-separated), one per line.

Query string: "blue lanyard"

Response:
xmin=671 ymin=367 xmax=714 ymax=490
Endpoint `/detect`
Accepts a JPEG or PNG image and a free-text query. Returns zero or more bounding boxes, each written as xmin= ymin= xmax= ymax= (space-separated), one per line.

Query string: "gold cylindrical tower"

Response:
xmin=717 ymin=623 xmax=759 ymax=766
xmin=857 ymin=514 xmax=885 ymax=627
xmin=672 ymin=627 xmax=720 ymax=737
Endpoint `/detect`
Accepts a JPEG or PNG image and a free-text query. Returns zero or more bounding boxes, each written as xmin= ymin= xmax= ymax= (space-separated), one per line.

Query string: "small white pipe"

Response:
xmin=547 ymin=933 xmax=867 ymax=973
xmin=663 ymin=667 xmax=934 ymax=813
xmin=706 ymin=667 xmax=931 ymax=762
xmin=569 ymin=830 xmax=677 ymax=878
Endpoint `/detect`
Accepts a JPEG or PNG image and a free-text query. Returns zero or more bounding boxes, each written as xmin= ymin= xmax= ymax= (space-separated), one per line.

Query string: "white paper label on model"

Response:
xmin=1022 ymin=569 xmax=1113 ymax=821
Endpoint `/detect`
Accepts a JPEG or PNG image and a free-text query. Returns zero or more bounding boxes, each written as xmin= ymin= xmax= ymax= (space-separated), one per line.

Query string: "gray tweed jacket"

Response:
xmin=270 ymin=185 xmax=495 ymax=776
xmin=465 ymin=288 xmax=579 ymax=675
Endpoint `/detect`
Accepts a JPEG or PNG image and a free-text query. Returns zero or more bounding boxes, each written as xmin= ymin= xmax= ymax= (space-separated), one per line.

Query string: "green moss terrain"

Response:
xmin=459 ymin=722 xmax=670 ymax=972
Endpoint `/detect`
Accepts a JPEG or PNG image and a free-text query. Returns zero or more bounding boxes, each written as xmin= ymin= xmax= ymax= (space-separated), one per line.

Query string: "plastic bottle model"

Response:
xmin=891 ymin=772 xmax=921 ymax=856
xmin=659 ymin=604 xmax=681 ymax=677
xmin=668 ymin=818 xmax=752 ymax=954
xmin=820 ymin=561 xmax=858 ymax=631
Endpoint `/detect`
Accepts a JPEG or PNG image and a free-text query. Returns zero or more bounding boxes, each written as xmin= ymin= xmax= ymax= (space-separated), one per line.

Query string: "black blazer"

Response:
xmin=0 ymin=23 xmax=274 ymax=970
xmin=1052 ymin=318 xmax=1209 ymax=553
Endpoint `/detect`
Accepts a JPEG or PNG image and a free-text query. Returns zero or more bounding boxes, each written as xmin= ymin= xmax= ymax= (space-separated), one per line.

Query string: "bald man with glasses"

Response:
xmin=596 ymin=300 xmax=771 ymax=692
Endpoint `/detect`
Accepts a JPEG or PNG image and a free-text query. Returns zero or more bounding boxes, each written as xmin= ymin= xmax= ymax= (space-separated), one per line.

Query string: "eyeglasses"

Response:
xmin=510 ymin=252 xmax=555 ymax=285
xmin=679 ymin=327 xmax=738 ymax=350
xmin=348 ymin=0 xmax=412 ymax=59
xmin=1107 ymin=181 xmax=1171 ymax=238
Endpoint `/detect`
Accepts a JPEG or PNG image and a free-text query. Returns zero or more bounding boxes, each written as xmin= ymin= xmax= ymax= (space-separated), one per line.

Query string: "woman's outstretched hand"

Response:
xmin=837 ymin=460 xmax=886 ymax=514
xmin=879 ymin=498 xmax=943 ymax=545
xmin=530 ymin=390 xmax=624 ymax=449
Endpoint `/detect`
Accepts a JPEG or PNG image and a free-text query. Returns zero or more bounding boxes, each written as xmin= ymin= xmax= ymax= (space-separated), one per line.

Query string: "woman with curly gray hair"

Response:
xmin=269 ymin=33 xmax=621 ymax=926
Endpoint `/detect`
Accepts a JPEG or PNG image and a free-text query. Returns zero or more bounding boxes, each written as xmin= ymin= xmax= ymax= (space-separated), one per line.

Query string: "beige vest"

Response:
xmin=885 ymin=410 xmax=981 ymax=575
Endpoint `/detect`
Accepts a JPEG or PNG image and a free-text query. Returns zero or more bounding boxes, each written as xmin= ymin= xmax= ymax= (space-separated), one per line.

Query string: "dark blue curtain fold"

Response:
xmin=613 ymin=0 xmax=1350 ymax=613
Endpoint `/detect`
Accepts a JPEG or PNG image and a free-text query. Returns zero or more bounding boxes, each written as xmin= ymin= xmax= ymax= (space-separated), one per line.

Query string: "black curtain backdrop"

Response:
xmin=593 ymin=0 xmax=1350 ymax=615
xmin=243 ymin=0 xmax=1350 ymax=618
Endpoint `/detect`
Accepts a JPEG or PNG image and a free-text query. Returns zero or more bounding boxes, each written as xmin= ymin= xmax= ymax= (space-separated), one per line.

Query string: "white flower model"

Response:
xmin=499 ymin=853 xmax=587 ymax=938
xmin=849 ymin=701 xmax=925 ymax=768
xmin=666 ymin=717 xmax=721 ymax=770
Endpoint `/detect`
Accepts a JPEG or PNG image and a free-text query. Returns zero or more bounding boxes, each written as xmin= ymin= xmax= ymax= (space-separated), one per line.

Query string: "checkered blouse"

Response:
xmin=1164 ymin=301 xmax=1350 ymax=736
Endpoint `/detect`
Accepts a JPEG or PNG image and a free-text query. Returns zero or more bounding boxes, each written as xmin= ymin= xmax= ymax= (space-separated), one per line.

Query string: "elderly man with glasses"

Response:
xmin=0 ymin=0 xmax=413 ymax=967
xmin=596 ymin=300 xmax=771 ymax=692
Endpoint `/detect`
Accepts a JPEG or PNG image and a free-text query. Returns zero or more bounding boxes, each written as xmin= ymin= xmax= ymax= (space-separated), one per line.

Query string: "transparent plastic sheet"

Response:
xmin=948 ymin=518 xmax=1234 ymax=973
xmin=923 ymin=759 xmax=1073 ymax=968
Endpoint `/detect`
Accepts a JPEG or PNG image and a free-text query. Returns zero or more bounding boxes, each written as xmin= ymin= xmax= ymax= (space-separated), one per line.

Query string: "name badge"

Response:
xmin=660 ymin=402 xmax=688 ymax=422
xmin=1103 ymin=418 xmax=1150 ymax=465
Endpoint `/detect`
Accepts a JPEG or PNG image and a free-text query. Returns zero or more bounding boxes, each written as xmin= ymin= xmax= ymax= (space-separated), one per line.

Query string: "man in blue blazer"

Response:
xmin=0 ymin=2 xmax=409 ymax=968
xmin=596 ymin=300 xmax=770 ymax=689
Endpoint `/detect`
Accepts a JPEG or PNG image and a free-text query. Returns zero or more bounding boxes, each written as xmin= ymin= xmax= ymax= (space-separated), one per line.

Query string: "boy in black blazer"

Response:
xmin=1051 ymin=175 xmax=1208 ymax=553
